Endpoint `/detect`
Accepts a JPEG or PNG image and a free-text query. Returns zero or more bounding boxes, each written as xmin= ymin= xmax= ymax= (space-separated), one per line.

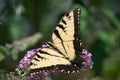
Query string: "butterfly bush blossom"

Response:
xmin=28 ymin=68 xmax=60 ymax=80
xmin=17 ymin=45 xmax=93 ymax=80
xmin=80 ymin=49 xmax=94 ymax=71
xmin=28 ymin=71 xmax=51 ymax=80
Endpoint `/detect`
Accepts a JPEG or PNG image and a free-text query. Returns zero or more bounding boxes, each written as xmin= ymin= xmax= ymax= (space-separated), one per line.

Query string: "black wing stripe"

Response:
xmin=62 ymin=19 xmax=67 ymax=25
xmin=47 ymin=42 xmax=64 ymax=56
xmin=36 ymin=53 xmax=44 ymax=59
xmin=48 ymin=42 xmax=68 ymax=60
xmin=33 ymin=57 xmax=40 ymax=61
xmin=54 ymin=29 xmax=63 ymax=41
xmin=66 ymin=13 xmax=69 ymax=17
xmin=47 ymin=42 xmax=69 ymax=59
xmin=39 ymin=48 xmax=64 ymax=58
xmin=58 ymin=24 xmax=65 ymax=30
xmin=39 ymin=50 xmax=50 ymax=55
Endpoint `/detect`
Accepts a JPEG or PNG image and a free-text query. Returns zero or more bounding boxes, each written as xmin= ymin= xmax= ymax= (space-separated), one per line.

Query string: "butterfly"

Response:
xmin=17 ymin=8 xmax=93 ymax=79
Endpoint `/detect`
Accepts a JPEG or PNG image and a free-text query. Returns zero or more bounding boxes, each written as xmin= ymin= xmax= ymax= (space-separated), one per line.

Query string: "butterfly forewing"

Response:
xmin=52 ymin=9 xmax=76 ymax=43
xmin=51 ymin=8 xmax=81 ymax=61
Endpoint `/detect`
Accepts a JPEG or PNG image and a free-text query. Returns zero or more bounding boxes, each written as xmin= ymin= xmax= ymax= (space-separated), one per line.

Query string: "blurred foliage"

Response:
xmin=0 ymin=0 xmax=120 ymax=80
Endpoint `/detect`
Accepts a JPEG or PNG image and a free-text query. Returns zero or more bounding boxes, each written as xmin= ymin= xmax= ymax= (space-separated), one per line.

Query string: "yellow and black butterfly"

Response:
xmin=17 ymin=8 xmax=93 ymax=79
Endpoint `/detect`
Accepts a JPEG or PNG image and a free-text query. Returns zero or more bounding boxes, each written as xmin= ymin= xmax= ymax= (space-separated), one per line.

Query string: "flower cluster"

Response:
xmin=28 ymin=71 xmax=50 ymax=80
xmin=52 ymin=67 xmax=60 ymax=75
xmin=80 ymin=49 xmax=94 ymax=71
xmin=28 ymin=68 xmax=60 ymax=80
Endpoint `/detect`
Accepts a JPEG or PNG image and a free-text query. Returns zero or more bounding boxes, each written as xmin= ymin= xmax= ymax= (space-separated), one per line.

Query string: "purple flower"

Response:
xmin=80 ymin=49 xmax=94 ymax=70
xmin=17 ymin=48 xmax=41 ymax=70
xmin=28 ymin=74 xmax=45 ymax=80
xmin=26 ymin=50 xmax=36 ymax=59
xmin=28 ymin=71 xmax=50 ymax=80
xmin=42 ymin=71 xmax=51 ymax=77
xmin=52 ymin=68 xmax=60 ymax=75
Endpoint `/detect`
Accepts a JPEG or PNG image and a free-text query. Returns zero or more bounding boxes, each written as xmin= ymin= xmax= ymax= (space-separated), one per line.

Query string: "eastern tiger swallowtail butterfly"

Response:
xmin=17 ymin=8 xmax=93 ymax=79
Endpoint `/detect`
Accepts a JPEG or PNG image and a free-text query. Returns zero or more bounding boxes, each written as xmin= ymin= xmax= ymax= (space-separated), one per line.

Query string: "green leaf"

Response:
xmin=0 ymin=46 xmax=9 ymax=61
